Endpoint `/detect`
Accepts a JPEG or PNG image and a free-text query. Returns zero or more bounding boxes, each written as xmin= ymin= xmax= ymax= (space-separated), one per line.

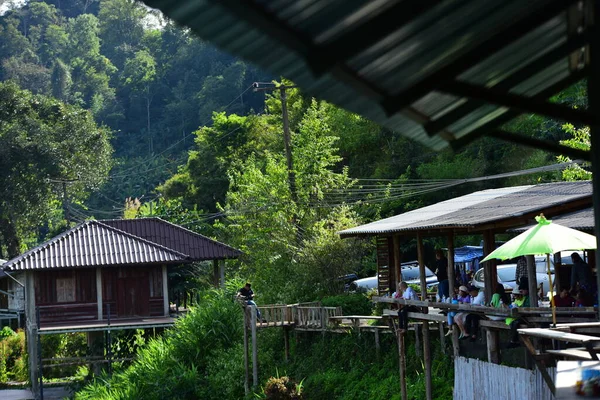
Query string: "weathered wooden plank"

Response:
xmin=519 ymin=328 xmax=600 ymax=343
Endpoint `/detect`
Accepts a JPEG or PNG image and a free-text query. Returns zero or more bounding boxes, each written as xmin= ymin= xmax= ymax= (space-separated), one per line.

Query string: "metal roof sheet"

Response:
xmin=512 ymin=207 xmax=595 ymax=233
xmin=339 ymin=181 xmax=592 ymax=237
xmin=3 ymin=221 xmax=189 ymax=271
xmin=101 ymin=218 xmax=242 ymax=260
xmin=141 ymin=0 xmax=592 ymax=153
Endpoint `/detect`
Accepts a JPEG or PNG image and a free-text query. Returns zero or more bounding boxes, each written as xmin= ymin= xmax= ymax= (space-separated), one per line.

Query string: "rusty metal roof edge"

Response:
xmin=100 ymin=217 xmax=243 ymax=258
xmin=3 ymin=220 xmax=192 ymax=271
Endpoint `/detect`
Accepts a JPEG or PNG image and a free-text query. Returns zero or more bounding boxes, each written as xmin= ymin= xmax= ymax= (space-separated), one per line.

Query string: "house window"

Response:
xmin=56 ymin=277 xmax=75 ymax=303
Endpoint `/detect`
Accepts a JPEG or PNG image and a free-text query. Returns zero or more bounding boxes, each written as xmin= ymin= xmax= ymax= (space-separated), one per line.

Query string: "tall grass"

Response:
xmin=75 ymin=289 xmax=245 ymax=400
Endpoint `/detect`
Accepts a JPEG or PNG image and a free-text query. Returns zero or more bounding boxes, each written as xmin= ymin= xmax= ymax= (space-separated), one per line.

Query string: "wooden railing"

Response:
xmin=251 ymin=303 xmax=343 ymax=330
xmin=374 ymin=296 xmax=598 ymax=325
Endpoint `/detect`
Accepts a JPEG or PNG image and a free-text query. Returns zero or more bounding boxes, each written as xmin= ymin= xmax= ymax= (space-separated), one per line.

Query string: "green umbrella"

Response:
xmin=482 ymin=214 xmax=597 ymax=326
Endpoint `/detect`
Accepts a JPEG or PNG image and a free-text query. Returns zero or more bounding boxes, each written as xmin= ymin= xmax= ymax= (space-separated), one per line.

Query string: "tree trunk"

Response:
xmin=0 ymin=218 xmax=21 ymax=258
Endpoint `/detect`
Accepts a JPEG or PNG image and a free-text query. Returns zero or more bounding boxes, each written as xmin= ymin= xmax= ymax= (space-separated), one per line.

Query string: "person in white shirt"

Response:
xmin=464 ymin=286 xmax=485 ymax=342
xmin=397 ymin=281 xmax=418 ymax=331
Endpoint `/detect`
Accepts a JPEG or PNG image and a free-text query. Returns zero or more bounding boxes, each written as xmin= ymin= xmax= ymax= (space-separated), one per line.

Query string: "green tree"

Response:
xmin=0 ymin=82 xmax=113 ymax=257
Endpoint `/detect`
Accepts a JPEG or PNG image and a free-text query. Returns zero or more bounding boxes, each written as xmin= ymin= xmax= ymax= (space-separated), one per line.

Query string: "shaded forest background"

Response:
xmin=0 ymin=0 xmax=589 ymax=299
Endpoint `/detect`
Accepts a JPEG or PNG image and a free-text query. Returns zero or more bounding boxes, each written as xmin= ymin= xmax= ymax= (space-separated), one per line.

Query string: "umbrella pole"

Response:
xmin=546 ymin=254 xmax=557 ymax=327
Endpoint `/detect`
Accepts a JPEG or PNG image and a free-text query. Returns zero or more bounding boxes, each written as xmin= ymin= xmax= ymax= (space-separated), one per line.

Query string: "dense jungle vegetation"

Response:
xmin=0 ymin=0 xmax=590 ymax=398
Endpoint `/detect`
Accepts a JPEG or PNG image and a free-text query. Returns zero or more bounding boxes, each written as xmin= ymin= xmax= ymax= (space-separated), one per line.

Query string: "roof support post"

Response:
xmin=213 ymin=260 xmax=219 ymax=288
xmin=526 ymin=255 xmax=539 ymax=307
xmin=483 ymin=231 xmax=497 ymax=304
xmin=25 ymin=271 xmax=39 ymax=398
xmin=393 ymin=234 xmax=402 ymax=288
xmin=447 ymin=232 xmax=455 ymax=298
xmin=162 ymin=265 xmax=169 ymax=317
xmin=589 ymin=0 xmax=600 ymax=319
xmin=96 ymin=268 xmax=103 ymax=320
xmin=416 ymin=233 xmax=432 ymax=400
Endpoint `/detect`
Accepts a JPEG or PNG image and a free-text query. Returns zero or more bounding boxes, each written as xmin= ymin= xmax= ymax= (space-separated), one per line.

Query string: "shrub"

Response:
xmin=321 ymin=293 xmax=372 ymax=315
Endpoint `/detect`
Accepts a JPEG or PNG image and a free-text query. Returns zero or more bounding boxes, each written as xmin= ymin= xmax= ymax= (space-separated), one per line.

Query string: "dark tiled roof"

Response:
xmin=99 ymin=218 xmax=242 ymax=260
xmin=2 ymin=218 xmax=242 ymax=272
xmin=513 ymin=207 xmax=595 ymax=233
xmin=3 ymin=221 xmax=189 ymax=271
xmin=339 ymin=181 xmax=592 ymax=237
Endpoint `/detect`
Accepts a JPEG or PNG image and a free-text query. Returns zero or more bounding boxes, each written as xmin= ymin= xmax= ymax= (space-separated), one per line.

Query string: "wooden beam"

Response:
xmin=449 ymin=67 xmax=589 ymax=152
xmin=396 ymin=327 xmax=408 ymax=400
xmin=416 ymin=232 xmax=432 ymax=400
xmin=96 ymin=268 xmax=103 ymax=320
xmin=162 ymin=265 xmax=169 ymax=317
xmin=309 ymin=1 xmax=444 ymax=75
xmin=520 ymin=335 xmax=556 ymax=394
xmin=488 ymin=130 xmax=592 ymax=161
xmin=526 ymin=255 xmax=539 ymax=307
xmin=590 ymin=0 xmax=600 ymax=318
xmin=447 ymin=232 xmax=455 ymax=299
xmin=482 ymin=230 xmax=497 ymax=304
xmin=251 ymin=306 xmax=258 ymax=388
xmin=424 ymin=29 xmax=594 ymax=135
xmin=243 ymin=308 xmax=250 ymax=396
xmin=485 ymin=328 xmax=500 ymax=364
xmin=393 ymin=234 xmax=402 ymax=287
xmin=441 ymin=80 xmax=596 ymax=126
xmin=381 ymin=0 xmax=579 ymax=114
xmin=284 ymin=327 xmax=290 ymax=362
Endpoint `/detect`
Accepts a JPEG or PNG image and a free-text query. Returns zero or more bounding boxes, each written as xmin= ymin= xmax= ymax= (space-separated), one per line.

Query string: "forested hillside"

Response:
xmin=0 ymin=0 xmax=588 ymax=273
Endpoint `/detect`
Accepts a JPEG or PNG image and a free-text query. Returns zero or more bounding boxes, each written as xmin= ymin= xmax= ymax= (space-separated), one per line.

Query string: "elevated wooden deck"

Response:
xmin=39 ymin=316 xmax=176 ymax=335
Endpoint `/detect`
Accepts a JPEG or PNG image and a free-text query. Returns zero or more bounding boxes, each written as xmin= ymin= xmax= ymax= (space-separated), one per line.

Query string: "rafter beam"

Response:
xmin=381 ymin=0 xmax=579 ymax=116
xmin=424 ymin=29 xmax=593 ymax=136
xmin=440 ymin=80 xmax=595 ymax=125
xmin=488 ymin=129 xmax=591 ymax=161
xmin=448 ymin=67 xmax=589 ymax=151
xmin=309 ymin=1 xmax=444 ymax=76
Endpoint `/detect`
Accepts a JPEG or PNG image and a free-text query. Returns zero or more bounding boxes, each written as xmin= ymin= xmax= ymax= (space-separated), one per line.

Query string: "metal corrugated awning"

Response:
xmin=512 ymin=206 xmax=595 ymax=233
xmin=339 ymin=181 xmax=592 ymax=237
xmin=141 ymin=0 xmax=595 ymax=157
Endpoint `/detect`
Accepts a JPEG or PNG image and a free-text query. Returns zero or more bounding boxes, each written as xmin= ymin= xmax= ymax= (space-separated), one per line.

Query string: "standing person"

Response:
xmin=435 ymin=249 xmax=450 ymax=300
xmin=515 ymin=256 xmax=528 ymax=287
xmin=571 ymin=253 xmax=594 ymax=294
xmin=397 ymin=282 xmax=418 ymax=332
xmin=238 ymin=282 xmax=261 ymax=319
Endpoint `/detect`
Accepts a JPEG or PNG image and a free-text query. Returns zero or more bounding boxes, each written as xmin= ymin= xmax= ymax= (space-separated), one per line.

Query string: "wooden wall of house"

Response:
xmin=35 ymin=265 xmax=166 ymax=324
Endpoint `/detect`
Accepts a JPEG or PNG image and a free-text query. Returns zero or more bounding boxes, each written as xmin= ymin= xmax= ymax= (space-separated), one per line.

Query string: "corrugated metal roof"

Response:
xmin=512 ymin=207 xmax=595 ymax=233
xmin=101 ymin=218 xmax=242 ymax=260
xmin=339 ymin=181 xmax=592 ymax=237
xmin=141 ymin=0 xmax=592 ymax=152
xmin=3 ymin=221 xmax=189 ymax=271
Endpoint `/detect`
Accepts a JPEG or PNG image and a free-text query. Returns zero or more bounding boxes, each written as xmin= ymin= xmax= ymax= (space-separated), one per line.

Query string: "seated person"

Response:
xmin=397 ymin=281 xmax=418 ymax=331
xmin=463 ymin=286 xmax=485 ymax=342
xmin=446 ymin=286 xmax=470 ymax=337
xmin=237 ymin=282 xmax=262 ymax=319
xmin=506 ymin=288 xmax=529 ymax=345
xmin=554 ymin=287 xmax=575 ymax=307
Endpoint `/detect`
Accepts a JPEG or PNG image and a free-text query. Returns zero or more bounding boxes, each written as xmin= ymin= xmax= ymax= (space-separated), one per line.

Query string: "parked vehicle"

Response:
xmin=472 ymin=252 xmax=581 ymax=291
xmin=349 ymin=261 xmax=435 ymax=292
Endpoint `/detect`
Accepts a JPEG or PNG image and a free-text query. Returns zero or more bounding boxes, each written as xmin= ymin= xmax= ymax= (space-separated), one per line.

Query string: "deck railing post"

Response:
xmin=36 ymin=307 xmax=43 ymax=400
xmin=243 ymin=306 xmax=249 ymax=395
xmin=251 ymin=305 xmax=258 ymax=388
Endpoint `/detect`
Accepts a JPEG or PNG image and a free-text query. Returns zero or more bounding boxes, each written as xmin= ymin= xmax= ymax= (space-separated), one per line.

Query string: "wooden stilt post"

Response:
xmin=483 ymin=230 xmax=500 ymax=363
xmin=284 ymin=327 xmax=290 ymax=362
xmin=374 ymin=328 xmax=380 ymax=360
xmin=526 ymin=255 xmax=539 ymax=306
xmin=243 ymin=308 xmax=250 ymax=395
xmin=393 ymin=234 xmax=402 ymax=288
xmin=213 ymin=260 xmax=219 ymax=288
xmin=439 ymin=321 xmax=446 ymax=354
xmin=414 ymin=323 xmax=421 ymax=357
xmin=416 ymin=233 xmax=432 ymax=400
xmin=251 ymin=306 xmax=258 ymax=388
xmin=396 ymin=327 xmax=408 ymax=400
xmin=447 ymin=232 xmax=455 ymax=297
xmin=452 ymin=329 xmax=460 ymax=358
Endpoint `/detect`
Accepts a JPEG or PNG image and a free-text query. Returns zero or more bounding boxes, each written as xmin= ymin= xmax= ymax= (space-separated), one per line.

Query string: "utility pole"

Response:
xmin=253 ymin=83 xmax=299 ymax=225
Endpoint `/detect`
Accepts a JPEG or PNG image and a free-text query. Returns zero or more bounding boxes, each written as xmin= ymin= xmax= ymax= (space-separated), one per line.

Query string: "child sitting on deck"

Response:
xmin=445 ymin=286 xmax=470 ymax=337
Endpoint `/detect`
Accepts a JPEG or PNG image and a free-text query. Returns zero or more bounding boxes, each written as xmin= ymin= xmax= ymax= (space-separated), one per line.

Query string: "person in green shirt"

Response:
xmin=506 ymin=288 xmax=530 ymax=345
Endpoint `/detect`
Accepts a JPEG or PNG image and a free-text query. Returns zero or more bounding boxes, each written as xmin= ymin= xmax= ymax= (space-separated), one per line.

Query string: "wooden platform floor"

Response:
xmin=39 ymin=317 xmax=176 ymax=334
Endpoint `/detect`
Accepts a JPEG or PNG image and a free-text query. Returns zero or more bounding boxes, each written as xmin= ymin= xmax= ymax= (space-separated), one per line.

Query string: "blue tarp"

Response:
xmin=454 ymin=246 xmax=483 ymax=263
